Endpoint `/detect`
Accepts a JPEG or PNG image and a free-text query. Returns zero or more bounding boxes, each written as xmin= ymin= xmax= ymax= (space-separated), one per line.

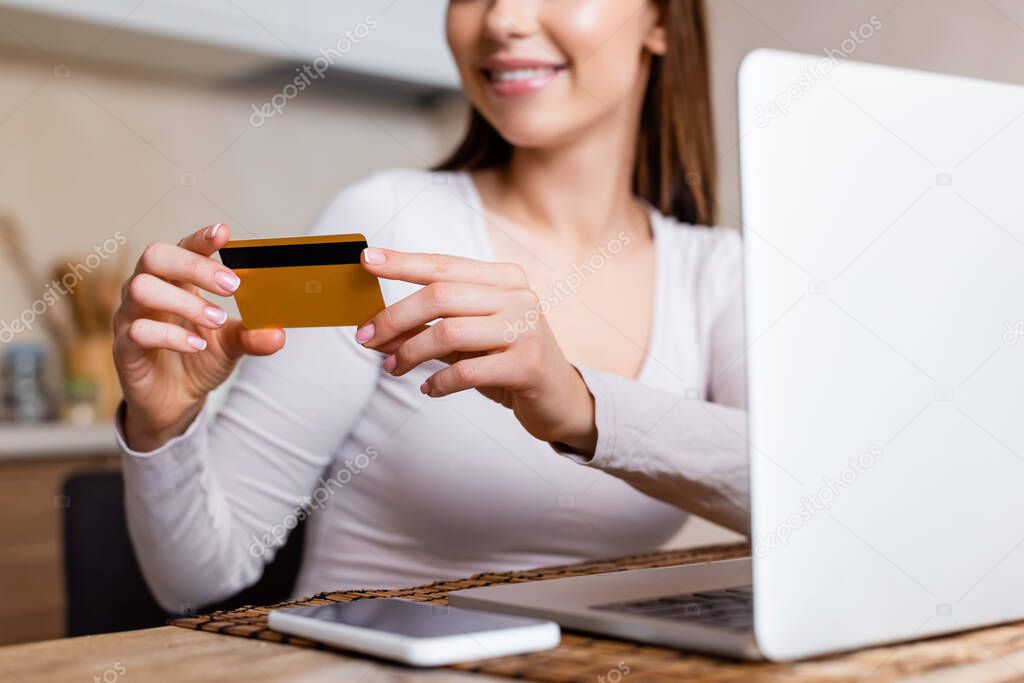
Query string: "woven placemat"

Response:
xmin=172 ymin=543 xmax=1024 ymax=682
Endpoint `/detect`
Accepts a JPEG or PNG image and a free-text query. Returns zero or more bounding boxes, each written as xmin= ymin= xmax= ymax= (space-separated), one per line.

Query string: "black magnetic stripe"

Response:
xmin=219 ymin=240 xmax=367 ymax=269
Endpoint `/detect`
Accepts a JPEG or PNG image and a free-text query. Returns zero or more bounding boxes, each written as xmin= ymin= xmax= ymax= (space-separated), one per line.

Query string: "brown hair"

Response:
xmin=436 ymin=0 xmax=717 ymax=227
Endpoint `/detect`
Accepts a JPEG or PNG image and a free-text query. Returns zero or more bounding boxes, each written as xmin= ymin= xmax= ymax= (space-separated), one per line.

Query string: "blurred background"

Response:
xmin=0 ymin=0 xmax=1021 ymax=646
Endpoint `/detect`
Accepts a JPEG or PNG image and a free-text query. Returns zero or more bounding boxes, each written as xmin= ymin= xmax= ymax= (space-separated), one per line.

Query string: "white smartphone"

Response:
xmin=268 ymin=598 xmax=561 ymax=667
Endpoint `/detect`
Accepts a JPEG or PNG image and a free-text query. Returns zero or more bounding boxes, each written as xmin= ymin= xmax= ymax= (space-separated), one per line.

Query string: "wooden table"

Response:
xmin=3 ymin=622 xmax=1024 ymax=683
xmin=0 ymin=625 xmax=503 ymax=682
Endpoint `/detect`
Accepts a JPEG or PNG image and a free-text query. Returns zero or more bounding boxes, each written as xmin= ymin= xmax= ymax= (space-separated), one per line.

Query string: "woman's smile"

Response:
xmin=480 ymin=56 xmax=570 ymax=97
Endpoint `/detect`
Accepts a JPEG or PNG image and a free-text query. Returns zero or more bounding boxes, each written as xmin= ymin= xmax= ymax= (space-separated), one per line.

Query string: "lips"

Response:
xmin=481 ymin=58 xmax=569 ymax=97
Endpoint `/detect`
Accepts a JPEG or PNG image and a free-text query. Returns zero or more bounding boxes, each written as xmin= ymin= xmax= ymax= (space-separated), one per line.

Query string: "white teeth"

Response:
xmin=491 ymin=67 xmax=557 ymax=82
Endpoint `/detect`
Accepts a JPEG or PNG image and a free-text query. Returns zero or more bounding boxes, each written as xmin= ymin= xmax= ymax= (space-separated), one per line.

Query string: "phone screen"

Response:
xmin=281 ymin=599 xmax=547 ymax=637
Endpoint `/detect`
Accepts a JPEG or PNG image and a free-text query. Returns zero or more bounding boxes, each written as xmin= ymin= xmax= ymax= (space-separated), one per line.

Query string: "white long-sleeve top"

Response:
xmin=118 ymin=169 xmax=749 ymax=612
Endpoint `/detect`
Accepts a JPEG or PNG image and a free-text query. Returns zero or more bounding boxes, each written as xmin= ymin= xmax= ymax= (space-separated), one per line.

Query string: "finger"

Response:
xmin=387 ymin=317 xmax=506 ymax=376
xmin=358 ymin=282 xmax=507 ymax=349
xmin=362 ymin=248 xmax=527 ymax=288
xmin=121 ymin=273 xmax=228 ymax=330
xmin=177 ymin=223 xmax=231 ymax=257
xmin=134 ymin=242 xmax=240 ymax=296
xmin=124 ymin=318 xmax=209 ymax=353
xmin=421 ymin=353 xmax=522 ymax=398
xmin=372 ymin=324 xmax=428 ymax=355
xmin=218 ymin=320 xmax=285 ymax=360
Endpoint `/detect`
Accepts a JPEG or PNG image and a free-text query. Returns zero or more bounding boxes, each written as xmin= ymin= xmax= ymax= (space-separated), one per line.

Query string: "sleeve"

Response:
xmin=119 ymin=173 xmax=397 ymax=612
xmin=555 ymin=229 xmax=750 ymax=535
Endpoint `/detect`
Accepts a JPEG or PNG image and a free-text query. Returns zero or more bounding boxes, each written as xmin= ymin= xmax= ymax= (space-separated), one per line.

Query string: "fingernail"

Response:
xmin=382 ymin=354 xmax=397 ymax=373
xmin=419 ymin=382 xmax=430 ymax=395
xmin=208 ymin=223 xmax=224 ymax=239
xmin=204 ymin=306 xmax=227 ymax=326
xmin=216 ymin=270 xmax=240 ymax=292
xmin=187 ymin=335 xmax=208 ymax=351
xmin=363 ymin=248 xmax=385 ymax=265
xmin=355 ymin=323 xmax=375 ymax=344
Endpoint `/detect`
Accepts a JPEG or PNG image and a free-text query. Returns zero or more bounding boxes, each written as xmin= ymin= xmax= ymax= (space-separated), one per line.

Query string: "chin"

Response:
xmin=487 ymin=111 xmax=577 ymax=150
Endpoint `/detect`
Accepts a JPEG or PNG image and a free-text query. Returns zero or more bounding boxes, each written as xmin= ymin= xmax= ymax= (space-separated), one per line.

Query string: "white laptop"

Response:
xmin=449 ymin=49 xmax=1024 ymax=661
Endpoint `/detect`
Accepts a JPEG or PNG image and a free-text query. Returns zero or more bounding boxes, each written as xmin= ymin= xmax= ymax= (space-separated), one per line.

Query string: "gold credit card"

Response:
xmin=219 ymin=233 xmax=384 ymax=329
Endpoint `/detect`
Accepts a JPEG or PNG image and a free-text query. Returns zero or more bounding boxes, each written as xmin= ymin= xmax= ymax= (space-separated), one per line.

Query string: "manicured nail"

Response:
xmin=355 ymin=323 xmax=375 ymax=344
xmin=204 ymin=306 xmax=227 ymax=326
xmin=208 ymin=223 xmax=224 ymax=239
xmin=216 ymin=270 xmax=240 ymax=292
xmin=382 ymin=355 xmax=397 ymax=373
xmin=187 ymin=335 xmax=208 ymax=351
xmin=419 ymin=382 xmax=430 ymax=395
xmin=363 ymin=248 xmax=385 ymax=265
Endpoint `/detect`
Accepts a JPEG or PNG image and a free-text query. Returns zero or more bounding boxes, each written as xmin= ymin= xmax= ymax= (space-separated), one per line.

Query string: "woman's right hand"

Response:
xmin=113 ymin=224 xmax=285 ymax=452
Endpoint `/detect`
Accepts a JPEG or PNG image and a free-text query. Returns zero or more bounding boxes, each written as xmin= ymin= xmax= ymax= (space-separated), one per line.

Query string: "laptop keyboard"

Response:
xmin=593 ymin=586 xmax=754 ymax=632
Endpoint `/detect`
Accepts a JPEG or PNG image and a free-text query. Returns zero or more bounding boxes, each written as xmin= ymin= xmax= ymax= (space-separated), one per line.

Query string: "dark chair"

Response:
xmin=62 ymin=470 xmax=306 ymax=637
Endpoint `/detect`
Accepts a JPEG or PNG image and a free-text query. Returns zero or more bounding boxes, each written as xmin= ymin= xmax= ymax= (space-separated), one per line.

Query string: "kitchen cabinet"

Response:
xmin=0 ymin=0 xmax=459 ymax=90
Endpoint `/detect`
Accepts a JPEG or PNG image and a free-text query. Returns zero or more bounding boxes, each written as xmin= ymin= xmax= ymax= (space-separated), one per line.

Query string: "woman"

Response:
xmin=114 ymin=0 xmax=749 ymax=611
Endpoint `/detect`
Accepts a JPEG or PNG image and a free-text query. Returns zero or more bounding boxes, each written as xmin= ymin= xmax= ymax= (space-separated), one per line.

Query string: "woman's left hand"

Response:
xmin=356 ymin=247 xmax=597 ymax=453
